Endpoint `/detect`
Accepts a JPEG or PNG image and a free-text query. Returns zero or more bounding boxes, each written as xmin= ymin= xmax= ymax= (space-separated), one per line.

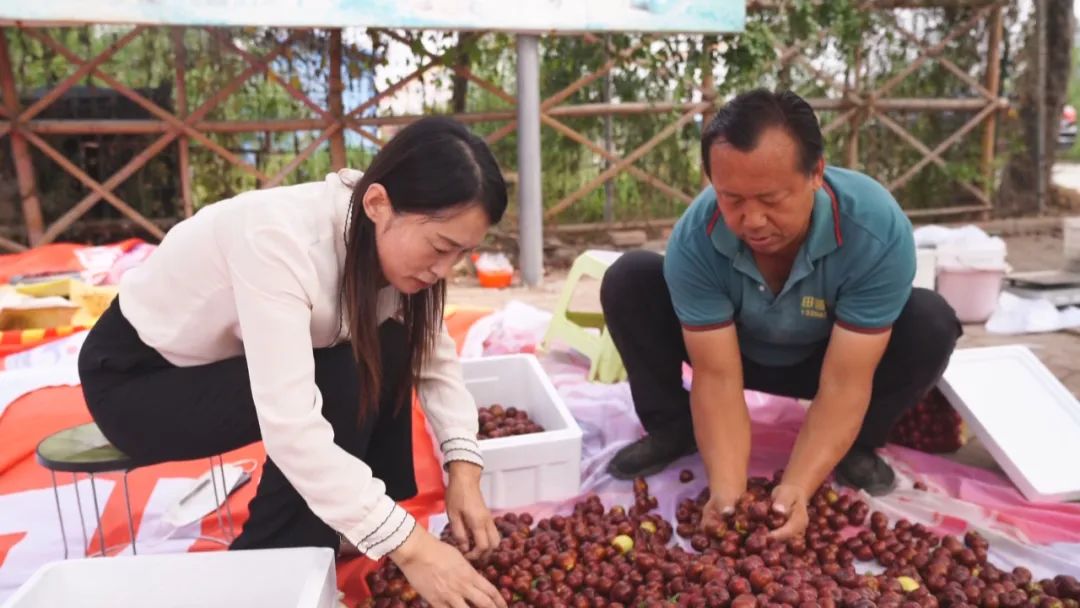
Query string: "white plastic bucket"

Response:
xmin=936 ymin=268 xmax=1005 ymax=323
xmin=933 ymin=239 xmax=1009 ymax=324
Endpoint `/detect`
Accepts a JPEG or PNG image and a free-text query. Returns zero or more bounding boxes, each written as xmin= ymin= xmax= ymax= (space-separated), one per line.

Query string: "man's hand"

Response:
xmin=444 ymin=461 xmax=500 ymax=559
xmin=768 ymin=484 xmax=810 ymax=540
xmin=683 ymin=325 xmax=752 ymax=520
xmin=781 ymin=324 xmax=891 ymax=502
xmin=700 ymin=490 xmax=738 ymax=533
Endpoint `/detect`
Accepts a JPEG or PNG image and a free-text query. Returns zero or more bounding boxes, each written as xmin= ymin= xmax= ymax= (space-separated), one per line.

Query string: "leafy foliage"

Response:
xmin=0 ymin=5 xmax=1033 ymax=242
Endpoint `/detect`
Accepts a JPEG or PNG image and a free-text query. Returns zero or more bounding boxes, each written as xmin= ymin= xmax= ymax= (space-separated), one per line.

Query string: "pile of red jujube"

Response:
xmin=361 ymin=471 xmax=1080 ymax=607
xmin=477 ymin=404 xmax=545 ymax=440
xmin=889 ymin=389 xmax=966 ymax=454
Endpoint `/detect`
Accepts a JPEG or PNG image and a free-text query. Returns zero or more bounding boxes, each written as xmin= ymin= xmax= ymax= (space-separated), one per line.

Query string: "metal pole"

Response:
xmin=122 ymin=472 xmax=137 ymax=555
xmin=1036 ymin=0 xmax=1047 ymax=215
xmin=72 ymin=473 xmax=90 ymax=557
xmin=516 ymin=34 xmax=543 ymax=286
xmin=88 ymin=473 xmax=107 ymax=557
xmin=215 ymin=454 xmax=237 ymax=540
xmin=603 ymin=35 xmax=614 ymax=223
xmin=208 ymin=457 xmax=227 ymax=540
xmin=49 ymin=471 xmax=69 ymax=560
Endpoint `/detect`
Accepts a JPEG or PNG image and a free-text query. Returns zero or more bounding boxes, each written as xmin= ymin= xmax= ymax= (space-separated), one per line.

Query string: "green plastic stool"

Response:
xmin=36 ymin=422 xmax=236 ymax=558
xmin=541 ymin=250 xmax=628 ymax=384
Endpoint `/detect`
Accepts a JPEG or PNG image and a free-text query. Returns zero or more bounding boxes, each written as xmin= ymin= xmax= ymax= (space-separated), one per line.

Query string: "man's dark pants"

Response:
xmin=600 ymin=250 xmax=962 ymax=455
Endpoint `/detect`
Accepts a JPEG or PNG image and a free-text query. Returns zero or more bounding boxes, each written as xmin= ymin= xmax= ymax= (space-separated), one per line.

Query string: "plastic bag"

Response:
xmin=474 ymin=252 xmax=512 ymax=273
xmin=985 ymin=292 xmax=1080 ymax=334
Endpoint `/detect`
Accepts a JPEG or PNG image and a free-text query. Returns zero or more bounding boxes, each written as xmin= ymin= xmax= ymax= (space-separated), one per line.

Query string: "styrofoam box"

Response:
xmin=458 ymin=354 xmax=583 ymax=510
xmin=1 ymin=547 xmax=337 ymax=608
xmin=938 ymin=345 xmax=1080 ymax=502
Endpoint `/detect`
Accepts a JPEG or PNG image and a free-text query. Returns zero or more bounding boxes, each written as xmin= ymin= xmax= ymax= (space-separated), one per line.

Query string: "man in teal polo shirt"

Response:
xmin=600 ymin=89 xmax=961 ymax=539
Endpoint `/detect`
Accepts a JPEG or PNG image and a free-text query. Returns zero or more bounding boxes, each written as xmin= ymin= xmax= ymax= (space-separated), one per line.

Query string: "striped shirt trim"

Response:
xmin=681 ymin=319 xmax=734 ymax=332
xmin=835 ymin=319 xmax=891 ymax=334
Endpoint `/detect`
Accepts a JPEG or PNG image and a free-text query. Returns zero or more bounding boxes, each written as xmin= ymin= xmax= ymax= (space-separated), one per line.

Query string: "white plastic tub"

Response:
xmin=1 ymin=547 xmax=338 ymax=608
xmin=458 ymin=354 xmax=583 ymax=510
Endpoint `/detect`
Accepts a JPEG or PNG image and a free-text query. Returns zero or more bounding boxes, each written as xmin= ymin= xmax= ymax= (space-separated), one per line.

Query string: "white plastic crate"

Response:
xmin=458 ymin=354 xmax=583 ymax=510
xmin=1 ymin=547 xmax=337 ymax=608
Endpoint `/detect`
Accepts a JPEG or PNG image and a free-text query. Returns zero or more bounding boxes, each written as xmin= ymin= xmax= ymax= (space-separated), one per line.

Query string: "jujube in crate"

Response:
xmin=477 ymin=404 xmax=545 ymax=440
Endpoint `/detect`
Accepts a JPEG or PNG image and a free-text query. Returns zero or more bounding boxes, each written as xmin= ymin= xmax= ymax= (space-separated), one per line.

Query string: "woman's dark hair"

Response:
xmin=342 ymin=116 xmax=507 ymax=421
xmin=701 ymin=89 xmax=823 ymax=176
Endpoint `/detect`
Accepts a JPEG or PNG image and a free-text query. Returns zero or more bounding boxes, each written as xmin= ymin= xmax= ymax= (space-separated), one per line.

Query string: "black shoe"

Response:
xmin=835 ymin=448 xmax=897 ymax=496
xmin=607 ymin=429 xmax=697 ymax=480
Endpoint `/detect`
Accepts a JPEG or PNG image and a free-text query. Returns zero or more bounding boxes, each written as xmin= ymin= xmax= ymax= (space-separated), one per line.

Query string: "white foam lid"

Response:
xmin=938 ymin=345 xmax=1080 ymax=502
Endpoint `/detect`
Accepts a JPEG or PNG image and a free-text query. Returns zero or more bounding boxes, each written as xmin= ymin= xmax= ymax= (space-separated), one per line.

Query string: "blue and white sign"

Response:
xmin=0 ymin=0 xmax=744 ymax=33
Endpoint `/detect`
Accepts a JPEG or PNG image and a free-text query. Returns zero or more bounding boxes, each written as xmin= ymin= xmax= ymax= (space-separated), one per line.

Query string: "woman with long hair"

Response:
xmin=78 ymin=116 xmax=509 ymax=607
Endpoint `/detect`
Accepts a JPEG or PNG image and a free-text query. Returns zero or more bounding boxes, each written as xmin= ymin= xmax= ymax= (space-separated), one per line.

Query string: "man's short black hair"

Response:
xmin=701 ymin=89 xmax=824 ymax=177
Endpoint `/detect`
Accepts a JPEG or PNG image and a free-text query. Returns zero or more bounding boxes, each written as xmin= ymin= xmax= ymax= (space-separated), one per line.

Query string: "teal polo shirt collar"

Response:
xmin=706 ymin=180 xmax=843 ymax=296
xmin=807 ymin=179 xmax=843 ymax=258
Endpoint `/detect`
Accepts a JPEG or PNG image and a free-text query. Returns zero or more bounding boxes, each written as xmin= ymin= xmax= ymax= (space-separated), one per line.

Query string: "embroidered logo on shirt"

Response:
xmin=800 ymin=296 xmax=827 ymax=319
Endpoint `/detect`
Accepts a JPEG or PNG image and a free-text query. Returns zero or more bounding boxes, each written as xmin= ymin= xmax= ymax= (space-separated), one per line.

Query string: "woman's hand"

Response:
xmin=390 ymin=526 xmax=507 ymax=608
xmin=444 ymin=461 xmax=500 ymax=559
